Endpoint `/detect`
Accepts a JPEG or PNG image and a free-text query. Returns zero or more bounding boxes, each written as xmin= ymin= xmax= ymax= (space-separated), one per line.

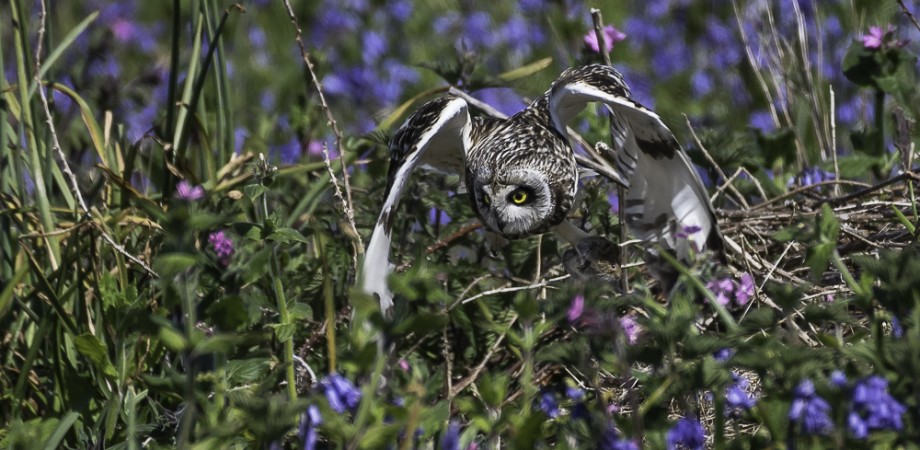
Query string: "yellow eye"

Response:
xmin=511 ymin=190 xmax=528 ymax=205
xmin=482 ymin=193 xmax=491 ymax=205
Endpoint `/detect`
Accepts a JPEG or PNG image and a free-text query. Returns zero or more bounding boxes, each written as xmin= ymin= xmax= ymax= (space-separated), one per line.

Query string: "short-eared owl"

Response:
xmin=362 ymin=64 xmax=723 ymax=314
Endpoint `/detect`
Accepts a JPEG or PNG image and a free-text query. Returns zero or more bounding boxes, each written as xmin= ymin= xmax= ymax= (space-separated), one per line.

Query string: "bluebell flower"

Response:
xmin=601 ymin=425 xmax=638 ymax=450
xmin=651 ymin=39 xmax=690 ymax=78
xmin=690 ymin=71 xmax=713 ymax=97
xmin=788 ymin=379 xmax=833 ymax=435
xmin=299 ymin=404 xmax=322 ymax=450
xmin=429 ymin=207 xmax=451 ymax=225
xmin=890 ymin=316 xmax=903 ymax=338
xmin=362 ymin=30 xmax=388 ymax=63
xmin=749 ymin=110 xmax=776 ymax=133
xmin=386 ymin=0 xmax=412 ymax=22
xmin=463 ymin=12 xmax=494 ymax=48
xmin=441 ymin=421 xmax=461 ymax=450
xmin=849 ymin=375 xmax=906 ymax=437
xmin=539 ymin=392 xmax=559 ymax=418
xmin=830 ymin=370 xmax=848 ymax=388
xmin=607 ymin=192 xmax=619 ymax=214
xmin=319 ymin=373 xmax=362 ymax=413
xmin=472 ymin=88 xmax=526 ymax=117
xmin=666 ymin=417 xmax=705 ymax=450
xmin=713 ymin=348 xmax=734 ymax=362
xmin=725 ymin=374 xmax=757 ymax=415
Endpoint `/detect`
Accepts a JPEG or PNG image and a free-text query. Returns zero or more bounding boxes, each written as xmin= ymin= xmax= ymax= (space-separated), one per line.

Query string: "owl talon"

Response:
xmin=562 ymin=236 xmax=620 ymax=283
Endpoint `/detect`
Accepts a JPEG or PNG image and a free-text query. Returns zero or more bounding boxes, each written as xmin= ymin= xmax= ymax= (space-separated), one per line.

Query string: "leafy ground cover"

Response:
xmin=2 ymin=0 xmax=920 ymax=448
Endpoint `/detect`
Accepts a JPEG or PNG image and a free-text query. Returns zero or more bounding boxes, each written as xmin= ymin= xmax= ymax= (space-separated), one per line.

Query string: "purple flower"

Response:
xmin=567 ymin=295 xmax=585 ymax=323
xmin=891 ymin=316 xmax=903 ymax=338
xmin=789 ymin=379 xmax=833 ymax=435
xmin=862 ymin=26 xmax=885 ymax=49
xmin=208 ymin=231 xmax=234 ymax=266
xmin=666 ymin=417 xmax=705 ymax=450
xmin=849 ymin=375 xmax=906 ymax=437
xmin=601 ymin=426 xmax=638 ymax=450
xmin=793 ymin=167 xmax=835 ymax=187
xmin=441 ymin=421 xmax=461 ymax=450
xmin=299 ymin=404 xmax=322 ymax=450
xmin=620 ymin=316 xmax=640 ymax=345
xmin=175 ymin=180 xmax=204 ymax=201
xmin=735 ymin=273 xmax=755 ymax=305
xmin=539 ymin=392 xmax=559 ymax=418
xmin=675 ymin=225 xmax=701 ymax=239
xmin=713 ymin=348 xmax=734 ymax=362
xmin=608 ymin=192 xmax=619 ymax=214
xmin=429 ymin=207 xmax=451 ymax=226
xmin=565 ymin=386 xmax=584 ymax=400
xmin=320 ymin=373 xmax=362 ymax=414
xmin=829 ymin=370 xmax=848 ymax=388
xmin=398 ymin=358 xmax=410 ymax=372
xmin=706 ymin=277 xmax=734 ymax=306
xmin=725 ymin=374 xmax=757 ymax=415
xmin=584 ymin=24 xmax=627 ymax=53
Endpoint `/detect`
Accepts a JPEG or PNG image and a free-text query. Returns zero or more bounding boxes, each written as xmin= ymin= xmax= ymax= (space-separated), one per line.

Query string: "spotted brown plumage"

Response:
xmin=361 ymin=64 xmax=724 ymax=314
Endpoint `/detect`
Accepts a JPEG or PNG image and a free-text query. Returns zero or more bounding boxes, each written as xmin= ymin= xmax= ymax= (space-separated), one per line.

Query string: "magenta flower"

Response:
xmin=567 ymin=294 xmax=585 ymax=322
xmin=208 ymin=230 xmax=234 ymax=265
xmin=584 ymin=25 xmax=626 ymax=53
xmin=175 ymin=180 xmax=204 ymax=201
xmin=862 ymin=25 xmax=889 ymax=49
xmin=862 ymin=26 xmax=884 ymax=49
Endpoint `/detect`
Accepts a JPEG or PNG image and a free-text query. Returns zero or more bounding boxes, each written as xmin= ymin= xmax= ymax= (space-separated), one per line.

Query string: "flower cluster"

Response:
xmin=788 ymin=379 xmax=833 ymax=435
xmin=600 ymin=426 xmax=638 ymax=450
xmin=567 ymin=295 xmax=642 ymax=344
xmin=706 ymin=273 xmax=755 ymax=306
xmin=208 ymin=231 xmax=234 ymax=266
xmin=319 ymin=373 xmax=362 ymax=414
xmin=175 ymin=181 xmax=204 ymax=202
xmin=847 ymin=375 xmax=907 ymax=439
xmin=666 ymin=417 xmax=705 ymax=450
xmin=725 ymin=374 xmax=758 ymax=416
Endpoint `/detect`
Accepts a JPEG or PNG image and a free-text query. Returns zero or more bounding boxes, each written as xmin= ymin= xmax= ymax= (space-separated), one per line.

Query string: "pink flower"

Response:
xmin=175 ymin=180 xmax=204 ymax=201
xmin=584 ymin=25 xmax=626 ymax=53
xmin=208 ymin=230 xmax=234 ymax=266
xmin=862 ymin=26 xmax=885 ymax=49
xmin=398 ymin=359 xmax=410 ymax=372
xmin=567 ymin=294 xmax=585 ymax=323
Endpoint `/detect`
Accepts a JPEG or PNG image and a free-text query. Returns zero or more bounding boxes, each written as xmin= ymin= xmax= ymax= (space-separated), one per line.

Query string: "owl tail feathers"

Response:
xmin=360 ymin=221 xmax=395 ymax=317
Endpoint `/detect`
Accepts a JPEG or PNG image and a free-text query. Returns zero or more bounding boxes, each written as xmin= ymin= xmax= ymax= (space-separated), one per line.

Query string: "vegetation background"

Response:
xmin=2 ymin=0 xmax=920 ymax=448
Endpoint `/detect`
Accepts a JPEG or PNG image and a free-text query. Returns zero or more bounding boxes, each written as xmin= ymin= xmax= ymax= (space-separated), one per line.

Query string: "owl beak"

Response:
xmin=495 ymin=217 xmax=507 ymax=233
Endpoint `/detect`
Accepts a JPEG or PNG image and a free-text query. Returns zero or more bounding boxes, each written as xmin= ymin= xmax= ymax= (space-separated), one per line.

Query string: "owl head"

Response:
xmin=469 ymin=167 xmax=563 ymax=239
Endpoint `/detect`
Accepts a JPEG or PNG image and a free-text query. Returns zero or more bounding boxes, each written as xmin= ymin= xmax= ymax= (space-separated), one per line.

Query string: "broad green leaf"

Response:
xmin=266 ymin=226 xmax=310 ymax=244
xmin=73 ymin=334 xmax=117 ymax=377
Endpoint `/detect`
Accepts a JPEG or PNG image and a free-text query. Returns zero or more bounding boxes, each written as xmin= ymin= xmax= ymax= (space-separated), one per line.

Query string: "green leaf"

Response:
xmin=269 ymin=323 xmax=297 ymax=342
xmin=266 ymin=227 xmax=310 ymax=244
xmin=478 ymin=372 xmax=509 ymax=409
xmin=158 ymin=326 xmax=189 ymax=352
xmin=817 ymin=204 xmax=840 ymax=243
xmin=806 ymin=242 xmax=835 ymax=279
xmin=152 ymin=253 xmax=199 ymax=279
xmin=73 ymin=334 xmax=117 ymax=377
xmin=358 ymin=423 xmax=403 ymax=449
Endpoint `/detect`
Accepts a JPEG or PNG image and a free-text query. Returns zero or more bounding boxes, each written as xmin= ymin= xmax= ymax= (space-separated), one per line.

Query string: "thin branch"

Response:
xmin=33 ymin=0 xmax=157 ymax=277
xmin=684 ymin=115 xmax=750 ymax=209
xmin=897 ymin=0 xmax=920 ymax=34
xmin=460 ymin=275 xmax=569 ymax=304
xmin=281 ymin=0 xmax=363 ymax=266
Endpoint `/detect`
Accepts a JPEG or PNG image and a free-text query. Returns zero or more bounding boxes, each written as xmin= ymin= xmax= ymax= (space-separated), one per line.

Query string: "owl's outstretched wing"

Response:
xmin=547 ymin=64 xmax=724 ymax=286
xmin=361 ymin=96 xmax=472 ymax=315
